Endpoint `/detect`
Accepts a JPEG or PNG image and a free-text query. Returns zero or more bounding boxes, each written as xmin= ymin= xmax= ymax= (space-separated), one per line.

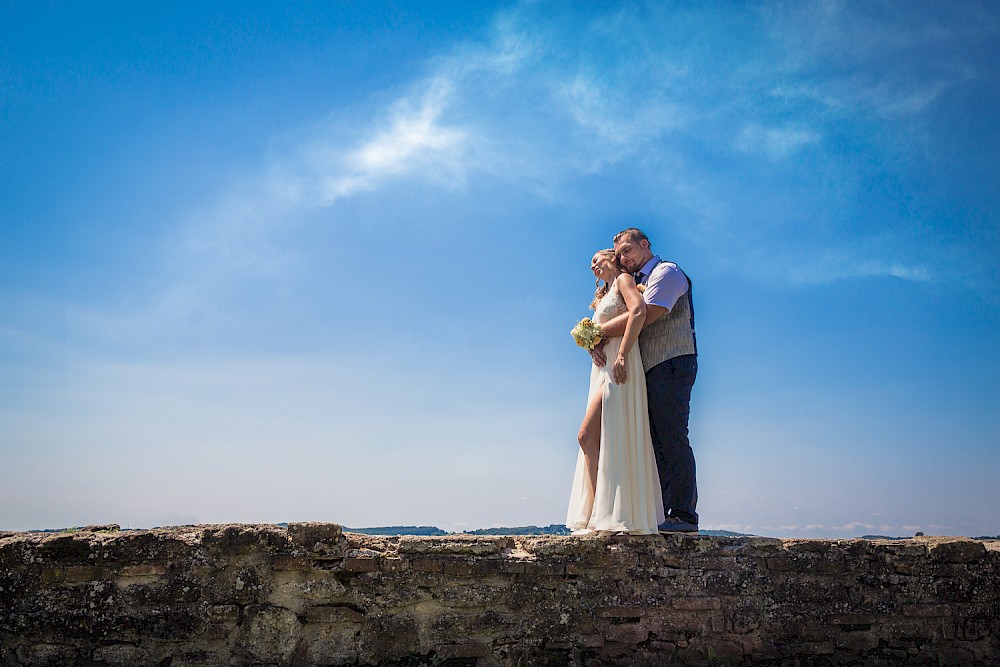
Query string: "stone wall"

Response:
xmin=1 ymin=524 xmax=997 ymax=666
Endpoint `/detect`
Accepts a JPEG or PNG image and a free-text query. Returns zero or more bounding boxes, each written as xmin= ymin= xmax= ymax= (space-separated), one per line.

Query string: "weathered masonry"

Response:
xmin=1 ymin=524 xmax=997 ymax=665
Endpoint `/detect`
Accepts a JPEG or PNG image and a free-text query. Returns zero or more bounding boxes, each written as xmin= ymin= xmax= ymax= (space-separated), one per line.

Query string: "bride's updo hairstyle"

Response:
xmin=590 ymin=248 xmax=620 ymax=310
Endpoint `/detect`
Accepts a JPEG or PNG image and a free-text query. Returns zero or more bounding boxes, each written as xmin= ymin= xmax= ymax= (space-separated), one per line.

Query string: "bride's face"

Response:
xmin=591 ymin=253 xmax=618 ymax=282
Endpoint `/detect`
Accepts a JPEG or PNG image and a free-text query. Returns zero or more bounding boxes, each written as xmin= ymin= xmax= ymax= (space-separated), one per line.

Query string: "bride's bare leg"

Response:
xmin=577 ymin=385 xmax=604 ymax=496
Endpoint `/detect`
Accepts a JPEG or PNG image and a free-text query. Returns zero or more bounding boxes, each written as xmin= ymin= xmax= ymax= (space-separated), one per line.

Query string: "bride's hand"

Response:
xmin=612 ymin=354 xmax=627 ymax=383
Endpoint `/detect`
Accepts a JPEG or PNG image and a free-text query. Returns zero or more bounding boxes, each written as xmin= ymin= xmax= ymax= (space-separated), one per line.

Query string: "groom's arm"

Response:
xmin=597 ymin=305 xmax=667 ymax=338
xmin=590 ymin=304 xmax=667 ymax=366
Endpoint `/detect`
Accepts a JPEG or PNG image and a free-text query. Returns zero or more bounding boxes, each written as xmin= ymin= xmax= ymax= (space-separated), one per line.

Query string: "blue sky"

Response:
xmin=2 ymin=1 xmax=998 ymax=537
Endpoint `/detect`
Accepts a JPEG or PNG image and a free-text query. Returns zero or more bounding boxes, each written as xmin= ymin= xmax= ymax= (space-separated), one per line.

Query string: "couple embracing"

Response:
xmin=567 ymin=228 xmax=699 ymax=536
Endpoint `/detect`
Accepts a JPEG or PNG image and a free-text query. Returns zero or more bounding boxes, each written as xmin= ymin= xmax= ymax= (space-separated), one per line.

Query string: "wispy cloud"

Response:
xmin=735 ymin=124 xmax=820 ymax=160
xmin=785 ymin=256 xmax=935 ymax=286
xmin=310 ymin=78 xmax=470 ymax=205
xmin=765 ymin=2 xmax=993 ymax=118
xmin=769 ymin=521 xmax=897 ymax=536
xmin=559 ymin=74 xmax=683 ymax=153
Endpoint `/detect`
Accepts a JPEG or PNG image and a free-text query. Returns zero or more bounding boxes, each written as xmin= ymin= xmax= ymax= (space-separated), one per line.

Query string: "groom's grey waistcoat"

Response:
xmin=638 ymin=267 xmax=697 ymax=373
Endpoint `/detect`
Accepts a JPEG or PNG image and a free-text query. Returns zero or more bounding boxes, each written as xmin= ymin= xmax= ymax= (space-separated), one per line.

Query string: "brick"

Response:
xmin=834 ymin=632 xmax=880 ymax=651
xmin=202 ymin=622 xmax=232 ymax=640
xmin=273 ymin=556 xmax=312 ymax=571
xmin=521 ymin=561 xmax=565 ymax=576
xmin=379 ymin=558 xmax=407 ymax=572
xmin=693 ymin=556 xmax=733 ymax=570
xmin=437 ymin=643 xmax=492 ymax=658
xmin=207 ymin=605 xmax=241 ymax=622
xmin=120 ymin=564 xmax=167 ymax=577
xmin=672 ymin=597 xmax=722 ymax=610
xmin=687 ymin=637 xmax=746 ymax=659
xmin=827 ymin=613 xmax=876 ymax=626
xmin=784 ymin=641 xmax=835 ymax=655
xmin=41 ymin=566 xmax=110 ymax=584
xmin=409 ymin=557 xmax=443 ymax=573
xmin=306 ymin=605 xmax=364 ymax=624
xmin=598 ymin=606 xmax=644 ymax=619
xmin=471 ymin=560 xmax=506 ymax=575
xmin=883 ymin=542 xmax=928 ymax=557
xmin=443 ymin=560 xmax=476 ymax=576
xmin=604 ymin=624 xmax=649 ymax=644
xmin=286 ymin=522 xmax=345 ymax=557
xmin=766 ymin=557 xmax=797 ymax=571
xmin=929 ymin=539 xmax=987 ymax=564
xmin=744 ymin=537 xmax=785 ymax=551
xmin=811 ymin=560 xmax=847 ymax=574
xmin=903 ymin=604 xmax=953 ymax=618
xmin=785 ymin=539 xmax=833 ymax=554
xmin=342 ymin=557 xmax=378 ymax=573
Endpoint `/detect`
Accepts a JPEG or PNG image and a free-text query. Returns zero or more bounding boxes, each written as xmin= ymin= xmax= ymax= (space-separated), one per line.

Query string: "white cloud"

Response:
xmin=735 ymin=123 xmax=820 ymax=159
xmin=560 ymin=74 xmax=682 ymax=151
xmin=480 ymin=10 xmax=537 ymax=74
xmin=864 ymin=80 xmax=948 ymax=118
xmin=765 ymin=2 xmax=994 ymax=119
xmin=833 ymin=521 xmax=876 ymax=532
xmin=315 ymin=78 xmax=469 ymax=205
xmin=784 ymin=253 xmax=935 ymax=285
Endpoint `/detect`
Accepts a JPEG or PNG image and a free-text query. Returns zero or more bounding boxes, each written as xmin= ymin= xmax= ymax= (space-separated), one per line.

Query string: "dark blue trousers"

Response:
xmin=645 ymin=354 xmax=698 ymax=525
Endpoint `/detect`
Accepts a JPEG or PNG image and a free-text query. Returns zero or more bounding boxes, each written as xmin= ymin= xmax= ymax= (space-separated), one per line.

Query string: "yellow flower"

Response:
xmin=571 ymin=317 xmax=604 ymax=350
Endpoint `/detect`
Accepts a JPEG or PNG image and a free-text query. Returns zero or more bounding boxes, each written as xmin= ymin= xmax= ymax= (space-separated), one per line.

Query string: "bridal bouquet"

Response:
xmin=571 ymin=317 xmax=604 ymax=350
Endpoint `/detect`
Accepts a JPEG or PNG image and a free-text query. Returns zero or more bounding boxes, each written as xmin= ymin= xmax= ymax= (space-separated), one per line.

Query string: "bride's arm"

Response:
xmin=593 ymin=302 xmax=666 ymax=340
xmin=612 ymin=274 xmax=646 ymax=383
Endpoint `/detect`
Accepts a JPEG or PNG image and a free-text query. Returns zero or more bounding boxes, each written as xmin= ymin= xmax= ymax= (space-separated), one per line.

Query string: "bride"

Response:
xmin=566 ymin=249 xmax=665 ymax=535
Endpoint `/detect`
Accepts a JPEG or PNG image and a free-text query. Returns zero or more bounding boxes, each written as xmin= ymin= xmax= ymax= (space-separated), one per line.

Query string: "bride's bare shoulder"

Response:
xmin=615 ymin=273 xmax=638 ymax=289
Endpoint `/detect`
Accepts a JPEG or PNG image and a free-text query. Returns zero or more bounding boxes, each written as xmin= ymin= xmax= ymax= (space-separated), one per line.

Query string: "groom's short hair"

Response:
xmin=613 ymin=227 xmax=651 ymax=249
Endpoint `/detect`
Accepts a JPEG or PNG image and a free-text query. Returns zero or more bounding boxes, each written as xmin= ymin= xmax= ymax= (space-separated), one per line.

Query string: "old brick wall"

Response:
xmin=1 ymin=524 xmax=997 ymax=666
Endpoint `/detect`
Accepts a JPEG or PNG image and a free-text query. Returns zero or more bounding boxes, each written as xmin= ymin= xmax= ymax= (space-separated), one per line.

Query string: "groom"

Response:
xmin=591 ymin=228 xmax=699 ymax=533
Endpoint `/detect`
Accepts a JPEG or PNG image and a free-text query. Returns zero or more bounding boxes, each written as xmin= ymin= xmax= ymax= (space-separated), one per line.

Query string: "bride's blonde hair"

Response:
xmin=590 ymin=249 xmax=619 ymax=310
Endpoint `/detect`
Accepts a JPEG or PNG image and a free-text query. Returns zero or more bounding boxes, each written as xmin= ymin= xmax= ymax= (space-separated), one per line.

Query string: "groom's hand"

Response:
xmin=590 ymin=342 xmax=607 ymax=367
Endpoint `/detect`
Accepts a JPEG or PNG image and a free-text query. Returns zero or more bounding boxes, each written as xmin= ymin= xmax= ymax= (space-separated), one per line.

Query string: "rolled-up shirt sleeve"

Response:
xmin=643 ymin=262 xmax=689 ymax=312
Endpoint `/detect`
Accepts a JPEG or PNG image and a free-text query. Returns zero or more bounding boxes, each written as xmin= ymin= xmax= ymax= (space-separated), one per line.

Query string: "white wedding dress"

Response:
xmin=566 ymin=284 xmax=665 ymax=535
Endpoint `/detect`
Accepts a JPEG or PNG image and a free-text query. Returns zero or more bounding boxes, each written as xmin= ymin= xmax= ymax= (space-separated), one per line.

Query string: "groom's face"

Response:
xmin=614 ymin=237 xmax=651 ymax=273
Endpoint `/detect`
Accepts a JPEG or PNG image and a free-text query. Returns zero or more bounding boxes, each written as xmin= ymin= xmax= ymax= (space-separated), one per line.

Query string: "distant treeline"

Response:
xmin=341 ymin=526 xmax=448 ymax=536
